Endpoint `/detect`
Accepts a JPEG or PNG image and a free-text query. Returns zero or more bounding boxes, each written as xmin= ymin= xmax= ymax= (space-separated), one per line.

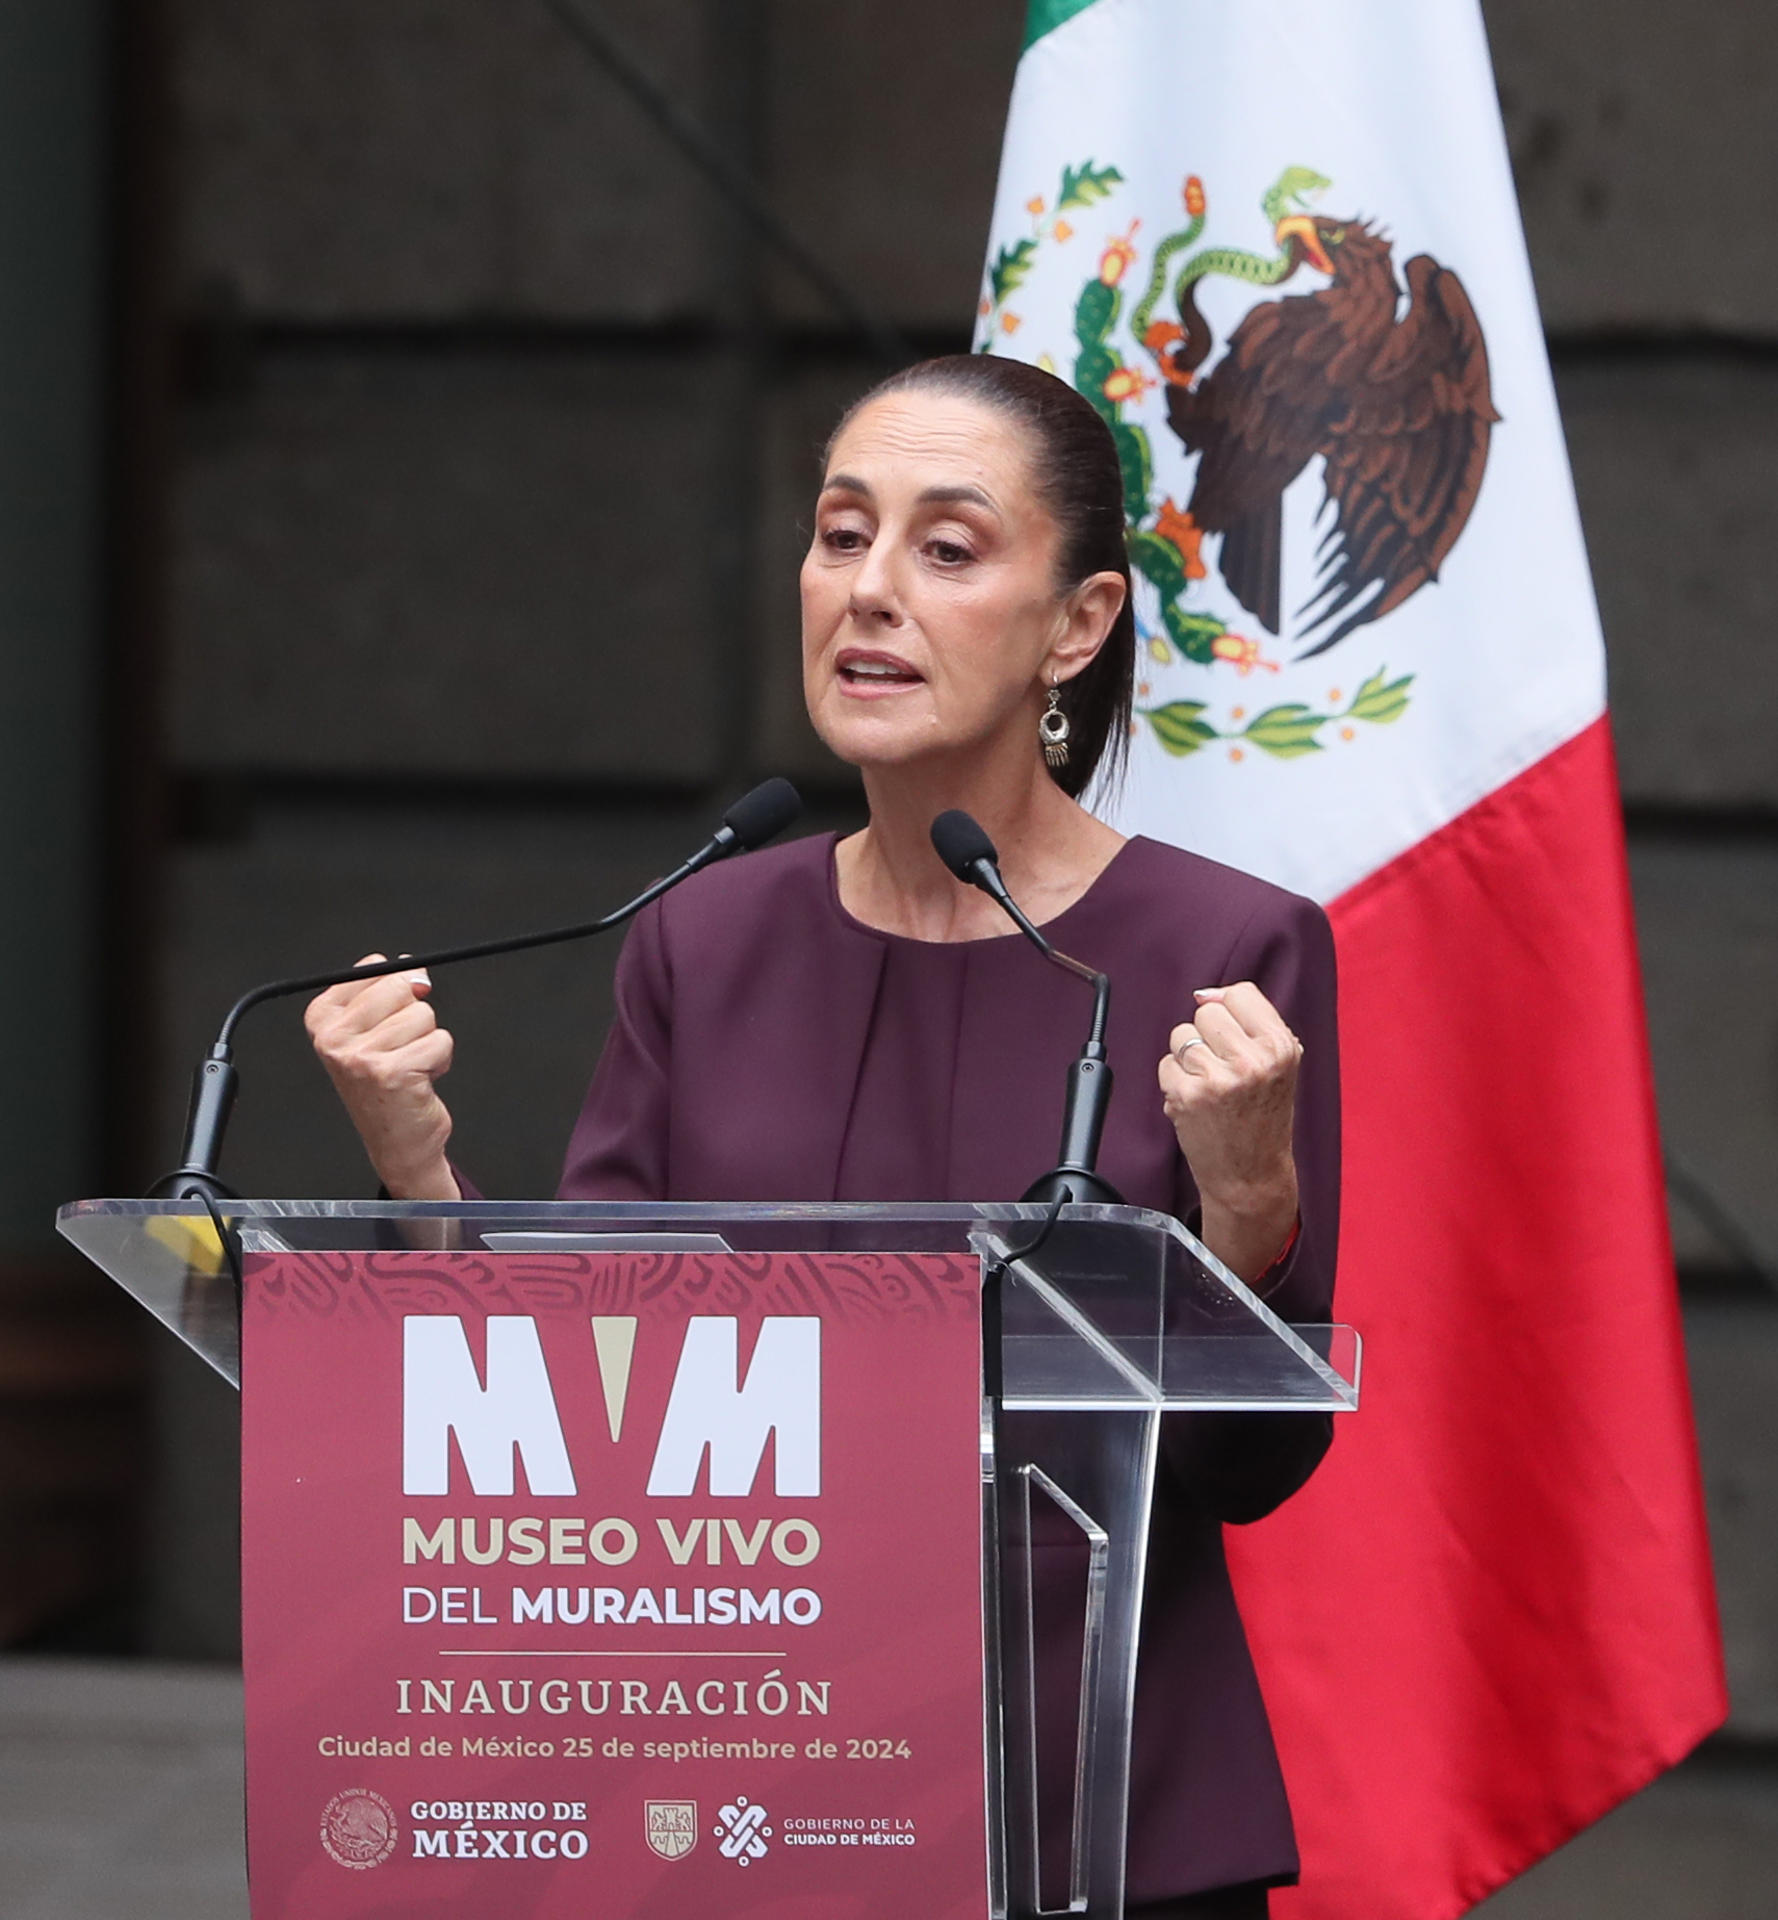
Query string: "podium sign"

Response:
xmin=239 ymin=1247 xmax=991 ymax=1918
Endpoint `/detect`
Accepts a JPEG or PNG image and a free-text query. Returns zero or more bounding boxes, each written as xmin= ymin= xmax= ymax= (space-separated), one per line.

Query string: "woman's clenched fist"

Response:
xmin=1156 ymin=980 xmax=1302 ymax=1285
xmin=305 ymin=955 xmax=460 ymax=1201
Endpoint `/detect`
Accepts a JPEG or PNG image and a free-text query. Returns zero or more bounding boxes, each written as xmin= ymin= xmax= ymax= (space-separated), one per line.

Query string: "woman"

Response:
xmin=308 ymin=354 xmax=1339 ymax=1917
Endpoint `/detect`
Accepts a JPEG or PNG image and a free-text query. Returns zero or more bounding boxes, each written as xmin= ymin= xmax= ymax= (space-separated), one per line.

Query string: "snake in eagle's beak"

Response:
xmin=1274 ymin=213 xmax=1335 ymax=276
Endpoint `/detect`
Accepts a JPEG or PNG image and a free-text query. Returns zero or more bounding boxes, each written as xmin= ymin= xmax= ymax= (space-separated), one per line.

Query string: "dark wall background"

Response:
xmin=2 ymin=2 xmax=1773 ymax=1909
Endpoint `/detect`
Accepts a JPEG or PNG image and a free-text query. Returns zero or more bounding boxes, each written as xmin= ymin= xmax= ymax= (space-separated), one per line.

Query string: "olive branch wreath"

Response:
xmin=1142 ymin=666 xmax=1414 ymax=760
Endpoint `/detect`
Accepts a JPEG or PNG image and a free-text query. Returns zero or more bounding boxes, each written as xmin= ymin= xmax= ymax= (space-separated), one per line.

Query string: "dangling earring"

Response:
xmin=1040 ymin=681 xmax=1071 ymax=770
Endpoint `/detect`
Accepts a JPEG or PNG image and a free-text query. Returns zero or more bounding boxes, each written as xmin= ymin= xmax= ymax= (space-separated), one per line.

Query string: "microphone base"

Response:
xmin=1021 ymin=1165 xmax=1123 ymax=1207
xmin=149 ymin=1168 xmax=241 ymax=1205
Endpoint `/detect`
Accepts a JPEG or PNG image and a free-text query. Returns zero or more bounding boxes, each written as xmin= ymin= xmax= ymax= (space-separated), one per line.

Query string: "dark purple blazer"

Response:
xmin=557 ymin=831 xmax=1340 ymax=1902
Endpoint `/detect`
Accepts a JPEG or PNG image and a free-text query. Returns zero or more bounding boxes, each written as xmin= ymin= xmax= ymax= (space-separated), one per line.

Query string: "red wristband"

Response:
xmin=1253 ymin=1213 xmax=1302 ymax=1294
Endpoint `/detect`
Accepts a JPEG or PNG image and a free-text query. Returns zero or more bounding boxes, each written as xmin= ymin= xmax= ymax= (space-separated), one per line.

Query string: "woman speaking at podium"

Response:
xmin=308 ymin=355 xmax=1339 ymax=1920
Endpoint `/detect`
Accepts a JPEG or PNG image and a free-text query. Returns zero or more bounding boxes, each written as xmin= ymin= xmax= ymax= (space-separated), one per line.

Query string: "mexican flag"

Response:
xmin=975 ymin=2 xmax=1726 ymax=1915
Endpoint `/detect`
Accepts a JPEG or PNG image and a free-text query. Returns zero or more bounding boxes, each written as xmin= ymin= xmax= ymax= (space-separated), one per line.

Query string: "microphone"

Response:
xmin=929 ymin=810 xmax=1121 ymax=1206
xmin=153 ymin=778 xmax=803 ymax=1203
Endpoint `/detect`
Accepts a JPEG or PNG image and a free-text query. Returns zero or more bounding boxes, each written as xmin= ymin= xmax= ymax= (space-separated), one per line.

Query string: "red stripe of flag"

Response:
xmin=1228 ymin=716 xmax=1727 ymax=1919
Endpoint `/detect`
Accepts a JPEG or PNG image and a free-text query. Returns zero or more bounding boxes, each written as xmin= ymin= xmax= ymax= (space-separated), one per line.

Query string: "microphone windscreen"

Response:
xmin=930 ymin=809 xmax=998 ymax=881
xmin=721 ymin=777 xmax=804 ymax=851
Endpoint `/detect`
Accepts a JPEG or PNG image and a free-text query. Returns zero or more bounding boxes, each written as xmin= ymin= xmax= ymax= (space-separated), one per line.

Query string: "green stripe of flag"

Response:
xmin=1022 ymin=0 xmax=1100 ymax=54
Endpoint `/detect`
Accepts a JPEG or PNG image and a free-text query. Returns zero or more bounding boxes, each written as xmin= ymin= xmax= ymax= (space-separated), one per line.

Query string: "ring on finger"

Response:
xmin=1174 ymin=1032 xmax=1206 ymax=1062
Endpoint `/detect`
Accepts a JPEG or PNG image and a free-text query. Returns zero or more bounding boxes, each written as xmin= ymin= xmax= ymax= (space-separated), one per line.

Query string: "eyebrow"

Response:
xmin=820 ymin=474 xmax=1002 ymax=516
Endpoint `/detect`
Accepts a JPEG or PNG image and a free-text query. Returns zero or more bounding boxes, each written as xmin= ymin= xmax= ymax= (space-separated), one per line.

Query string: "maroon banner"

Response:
xmin=240 ymin=1247 xmax=989 ymax=1917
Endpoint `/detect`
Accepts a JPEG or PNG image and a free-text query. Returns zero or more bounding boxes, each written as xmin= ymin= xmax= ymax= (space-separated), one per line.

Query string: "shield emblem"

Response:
xmin=645 ymin=1800 xmax=698 ymax=1861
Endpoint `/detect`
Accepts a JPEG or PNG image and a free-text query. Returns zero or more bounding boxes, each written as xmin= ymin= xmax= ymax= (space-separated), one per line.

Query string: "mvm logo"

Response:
xmin=401 ymin=1315 xmax=820 ymax=1500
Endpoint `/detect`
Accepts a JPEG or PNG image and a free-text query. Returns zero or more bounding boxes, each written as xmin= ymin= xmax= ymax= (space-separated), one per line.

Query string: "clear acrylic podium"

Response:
xmin=59 ymin=1196 xmax=1359 ymax=1919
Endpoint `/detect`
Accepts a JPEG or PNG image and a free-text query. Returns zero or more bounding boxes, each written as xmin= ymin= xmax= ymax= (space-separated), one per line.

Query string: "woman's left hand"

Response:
xmin=1158 ymin=981 xmax=1302 ymax=1283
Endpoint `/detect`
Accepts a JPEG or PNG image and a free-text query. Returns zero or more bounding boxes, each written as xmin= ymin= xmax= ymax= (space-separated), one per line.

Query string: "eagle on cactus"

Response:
xmin=1161 ymin=190 xmax=1500 ymax=656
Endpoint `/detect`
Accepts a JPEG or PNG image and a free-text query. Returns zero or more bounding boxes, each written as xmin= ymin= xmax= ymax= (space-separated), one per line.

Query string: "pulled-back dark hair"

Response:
xmin=827 ymin=354 xmax=1135 ymax=800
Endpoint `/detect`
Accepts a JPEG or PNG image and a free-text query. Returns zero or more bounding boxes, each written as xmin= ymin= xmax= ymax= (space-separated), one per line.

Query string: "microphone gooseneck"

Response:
xmin=929 ymin=810 xmax=1121 ymax=1207
xmin=153 ymin=778 xmax=805 ymax=1204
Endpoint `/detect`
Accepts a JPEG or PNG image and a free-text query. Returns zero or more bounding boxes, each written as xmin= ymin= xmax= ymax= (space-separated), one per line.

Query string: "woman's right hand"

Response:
xmin=305 ymin=955 xmax=460 ymax=1200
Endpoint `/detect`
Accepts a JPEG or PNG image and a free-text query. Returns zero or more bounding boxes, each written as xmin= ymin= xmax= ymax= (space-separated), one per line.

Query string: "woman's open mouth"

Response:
xmin=835 ymin=648 xmax=925 ymax=695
